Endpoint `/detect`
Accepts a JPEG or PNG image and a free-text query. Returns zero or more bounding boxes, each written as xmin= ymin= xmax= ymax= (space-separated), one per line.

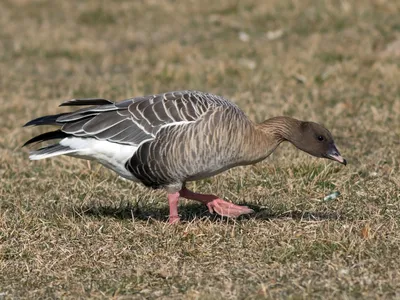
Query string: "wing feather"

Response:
xmin=94 ymin=119 xmax=134 ymax=139
xmin=37 ymin=91 xmax=238 ymax=146
xmin=82 ymin=111 xmax=126 ymax=134
xmin=60 ymin=98 xmax=114 ymax=107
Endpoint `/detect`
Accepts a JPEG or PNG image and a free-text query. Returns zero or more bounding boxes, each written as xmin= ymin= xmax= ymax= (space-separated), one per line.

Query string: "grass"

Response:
xmin=1 ymin=0 xmax=400 ymax=298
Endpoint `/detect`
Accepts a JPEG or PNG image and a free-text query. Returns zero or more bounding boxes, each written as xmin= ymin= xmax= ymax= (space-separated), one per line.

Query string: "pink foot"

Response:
xmin=168 ymin=192 xmax=180 ymax=224
xmin=179 ymin=188 xmax=254 ymax=218
xmin=169 ymin=215 xmax=180 ymax=224
xmin=206 ymin=198 xmax=254 ymax=218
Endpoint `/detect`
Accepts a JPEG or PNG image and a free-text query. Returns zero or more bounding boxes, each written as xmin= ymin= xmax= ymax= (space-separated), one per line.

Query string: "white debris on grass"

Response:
xmin=323 ymin=191 xmax=340 ymax=201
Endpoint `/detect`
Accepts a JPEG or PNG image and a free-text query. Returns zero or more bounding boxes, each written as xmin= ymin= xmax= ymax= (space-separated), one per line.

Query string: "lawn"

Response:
xmin=0 ymin=0 xmax=399 ymax=298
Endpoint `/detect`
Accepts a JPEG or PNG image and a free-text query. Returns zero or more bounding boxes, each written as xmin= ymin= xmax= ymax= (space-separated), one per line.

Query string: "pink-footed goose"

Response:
xmin=24 ymin=91 xmax=346 ymax=223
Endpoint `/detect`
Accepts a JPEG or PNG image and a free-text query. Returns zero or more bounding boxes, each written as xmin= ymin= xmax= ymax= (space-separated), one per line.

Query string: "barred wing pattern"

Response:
xmin=58 ymin=90 xmax=235 ymax=147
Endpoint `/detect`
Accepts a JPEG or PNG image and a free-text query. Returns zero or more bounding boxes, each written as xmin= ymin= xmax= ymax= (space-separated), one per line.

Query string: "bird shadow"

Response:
xmin=72 ymin=201 xmax=344 ymax=223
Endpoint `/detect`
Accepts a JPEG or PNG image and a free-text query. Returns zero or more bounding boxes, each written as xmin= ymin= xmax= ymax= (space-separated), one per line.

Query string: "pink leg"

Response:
xmin=179 ymin=188 xmax=254 ymax=218
xmin=168 ymin=192 xmax=180 ymax=224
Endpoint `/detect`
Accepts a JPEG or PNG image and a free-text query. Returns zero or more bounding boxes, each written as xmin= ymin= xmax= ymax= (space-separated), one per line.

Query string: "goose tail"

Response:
xmin=29 ymin=144 xmax=77 ymax=160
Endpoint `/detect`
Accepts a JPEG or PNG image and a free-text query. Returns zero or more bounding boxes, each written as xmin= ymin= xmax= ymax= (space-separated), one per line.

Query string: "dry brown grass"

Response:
xmin=1 ymin=0 xmax=400 ymax=299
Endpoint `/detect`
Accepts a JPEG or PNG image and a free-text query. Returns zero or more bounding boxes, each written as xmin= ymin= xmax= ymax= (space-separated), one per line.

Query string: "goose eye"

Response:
xmin=317 ymin=135 xmax=324 ymax=141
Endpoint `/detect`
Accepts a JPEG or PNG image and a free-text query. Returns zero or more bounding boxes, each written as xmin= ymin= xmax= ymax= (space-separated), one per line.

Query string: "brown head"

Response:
xmin=293 ymin=121 xmax=346 ymax=165
xmin=262 ymin=117 xmax=347 ymax=165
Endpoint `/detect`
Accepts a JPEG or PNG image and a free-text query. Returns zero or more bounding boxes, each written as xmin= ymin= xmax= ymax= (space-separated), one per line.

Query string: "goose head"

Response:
xmin=261 ymin=117 xmax=346 ymax=165
xmin=291 ymin=121 xmax=347 ymax=165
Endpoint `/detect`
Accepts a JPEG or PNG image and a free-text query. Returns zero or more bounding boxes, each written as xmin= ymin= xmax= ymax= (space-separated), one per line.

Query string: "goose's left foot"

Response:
xmin=168 ymin=192 xmax=180 ymax=224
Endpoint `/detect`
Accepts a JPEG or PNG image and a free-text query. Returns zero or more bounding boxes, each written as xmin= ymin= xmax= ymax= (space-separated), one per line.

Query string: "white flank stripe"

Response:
xmin=159 ymin=121 xmax=194 ymax=129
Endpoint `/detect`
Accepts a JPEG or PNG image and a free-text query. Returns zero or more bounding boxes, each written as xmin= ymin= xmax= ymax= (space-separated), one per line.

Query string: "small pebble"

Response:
xmin=323 ymin=191 xmax=340 ymax=201
xmin=238 ymin=31 xmax=250 ymax=42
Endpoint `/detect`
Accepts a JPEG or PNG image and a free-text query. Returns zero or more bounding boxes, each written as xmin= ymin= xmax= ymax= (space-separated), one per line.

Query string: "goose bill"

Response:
xmin=327 ymin=146 xmax=347 ymax=165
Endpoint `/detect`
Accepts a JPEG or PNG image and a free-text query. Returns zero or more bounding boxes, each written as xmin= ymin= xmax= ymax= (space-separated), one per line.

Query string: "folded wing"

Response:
xmin=37 ymin=90 xmax=231 ymax=147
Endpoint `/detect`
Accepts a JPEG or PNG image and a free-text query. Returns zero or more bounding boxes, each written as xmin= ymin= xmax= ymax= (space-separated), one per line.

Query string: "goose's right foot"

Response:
xmin=205 ymin=198 xmax=254 ymax=217
xmin=179 ymin=188 xmax=254 ymax=218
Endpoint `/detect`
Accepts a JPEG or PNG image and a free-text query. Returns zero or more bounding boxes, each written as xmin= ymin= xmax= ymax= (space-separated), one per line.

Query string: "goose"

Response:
xmin=24 ymin=90 xmax=346 ymax=223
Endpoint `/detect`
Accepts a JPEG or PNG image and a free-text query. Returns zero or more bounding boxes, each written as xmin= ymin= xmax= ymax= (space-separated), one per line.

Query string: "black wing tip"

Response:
xmin=23 ymin=120 xmax=36 ymax=127
xmin=22 ymin=130 xmax=68 ymax=148
xmin=22 ymin=136 xmax=38 ymax=147
xmin=59 ymin=98 xmax=114 ymax=107
xmin=23 ymin=118 xmax=45 ymax=127
xmin=23 ymin=113 xmax=68 ymax=127
xmin=21 ymin=139 xmax=33 ymax=147
xmin=59 ymin=99 xmax=78 ymax=107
